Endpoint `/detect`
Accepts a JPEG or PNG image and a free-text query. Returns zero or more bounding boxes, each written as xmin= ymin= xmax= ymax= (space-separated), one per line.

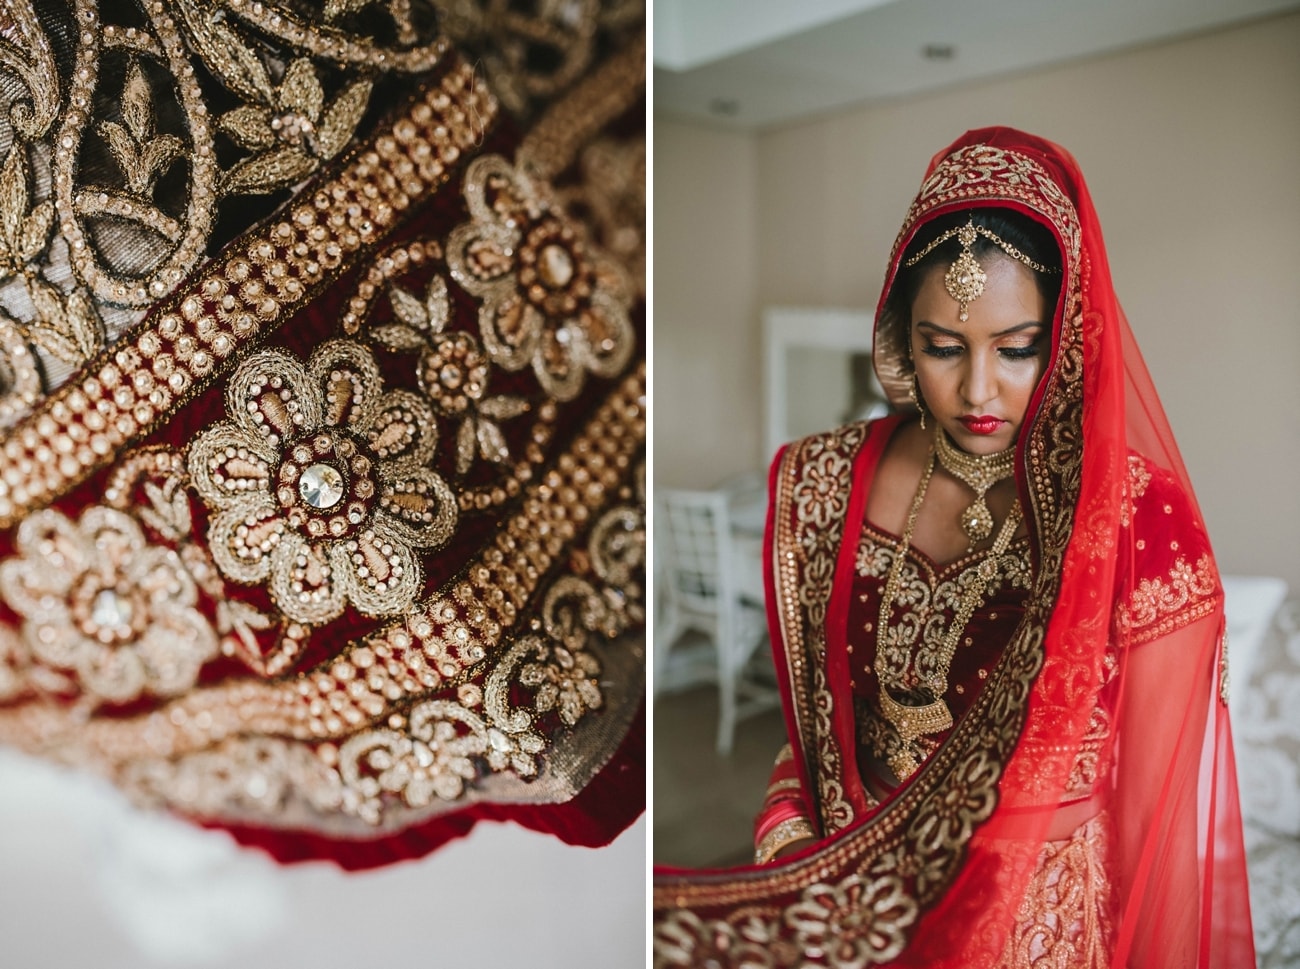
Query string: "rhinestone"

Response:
xmin=91 ymin=589 xmax=133 ymax=630
xmin=538 ymin=244 xmax=574 ymax=288
xmin=299 ymin=464 xmax=345 ymax=509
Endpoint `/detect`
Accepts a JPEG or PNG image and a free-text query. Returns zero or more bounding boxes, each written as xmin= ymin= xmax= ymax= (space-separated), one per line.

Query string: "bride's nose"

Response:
xmin=960 ymin=352 xmax=997 ymax=408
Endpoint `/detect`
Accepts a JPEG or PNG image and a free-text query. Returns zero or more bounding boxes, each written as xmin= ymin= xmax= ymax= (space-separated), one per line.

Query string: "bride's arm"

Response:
xmin=753 ymin=743 xmax=817 ymax=863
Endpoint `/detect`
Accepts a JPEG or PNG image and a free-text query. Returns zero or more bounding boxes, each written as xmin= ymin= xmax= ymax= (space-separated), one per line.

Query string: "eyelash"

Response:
xmin=920 ymin=344 xmax=1040 ymax=361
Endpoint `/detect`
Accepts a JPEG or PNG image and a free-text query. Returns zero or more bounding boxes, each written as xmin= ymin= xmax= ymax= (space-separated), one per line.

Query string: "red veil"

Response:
xmin=653 ymin=129 xmax=1254 ymax=967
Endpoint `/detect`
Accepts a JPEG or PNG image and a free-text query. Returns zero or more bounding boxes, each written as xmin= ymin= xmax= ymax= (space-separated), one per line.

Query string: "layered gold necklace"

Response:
xmin=934 ymin=426 xmax=1015 ymax=545
xmin=873 ymin=439 xmax=1023 ymax=780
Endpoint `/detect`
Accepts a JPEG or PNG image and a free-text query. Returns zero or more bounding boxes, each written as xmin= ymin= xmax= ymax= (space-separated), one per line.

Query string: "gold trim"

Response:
xmin=0 ymin=364 xmax=645 ymax=765
xmin=0 ymin=59 xmax=497 ymax=529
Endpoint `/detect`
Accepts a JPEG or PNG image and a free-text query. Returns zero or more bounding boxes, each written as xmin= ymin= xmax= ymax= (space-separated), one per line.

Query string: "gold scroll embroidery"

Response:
xmin=0 ymin=59 xmax=495 ymax=529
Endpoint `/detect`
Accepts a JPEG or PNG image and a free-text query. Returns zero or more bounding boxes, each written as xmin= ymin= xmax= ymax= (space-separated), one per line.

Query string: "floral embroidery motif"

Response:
xmin=0 ymin=506 xmax=217 ymax=704
xmin=518 ymin=632 xmax=603 ymax=725
xmin=786 ymin=874 xmax=917 ymax=967
xmin=218 ymin=57 xmax=372 ymax=195
xmin=1117 ymin=553 xmax=1218 ymax=644
xmin=372 ymin=273 xmax=532 ymax=475
xmin=654 ymin=911 xmax=782 ymax=969
xmin=338 ymin=700 xmax=493 ymax=823
xmin=559 ymin=135 xmax=646 ymax=295
xmin=446 ymin=154 xmax=634 ymax=401
xmin=188 ymin=340 xmax=457 ymax=624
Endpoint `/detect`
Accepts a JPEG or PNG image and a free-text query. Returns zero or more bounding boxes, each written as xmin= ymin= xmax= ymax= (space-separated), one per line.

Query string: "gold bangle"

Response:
xmin=773 ymin=743 xmax=794 ymax=767
xmin=754 ymin=817 xmax=815 ymax=865
xmin=764 ymin=777 xmax=804 ymax=799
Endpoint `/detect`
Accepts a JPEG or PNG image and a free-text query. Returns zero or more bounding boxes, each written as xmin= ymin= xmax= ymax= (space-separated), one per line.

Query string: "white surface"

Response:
xmin=0 ymin=750 xmax=644 ymax=969
xmin=1221 ymin=574 xmax=1289 ymax=721
xmin=654 ymin=0 xmax=1300 ymax=128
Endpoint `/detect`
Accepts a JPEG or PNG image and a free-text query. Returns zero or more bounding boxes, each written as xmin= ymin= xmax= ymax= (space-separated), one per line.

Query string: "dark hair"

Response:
xmin=888 ymin=208 xmax=1062 ymax=320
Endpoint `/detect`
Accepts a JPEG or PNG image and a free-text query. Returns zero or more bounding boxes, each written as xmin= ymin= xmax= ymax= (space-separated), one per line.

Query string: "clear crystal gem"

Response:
xmin=91 ymin=589 xmax=133 ymax=629
xmin=538 ymin=244 xmax=574 ymax=288
xmin=300 ymin=463 xmax=345 ymax=509
xmin=440 ymin=363 xmax=463 ymax=388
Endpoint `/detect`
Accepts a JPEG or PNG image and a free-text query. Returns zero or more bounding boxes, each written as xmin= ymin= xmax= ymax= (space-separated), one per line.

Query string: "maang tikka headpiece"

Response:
xmin=904 ymin=216 xmax=1059 ymax=321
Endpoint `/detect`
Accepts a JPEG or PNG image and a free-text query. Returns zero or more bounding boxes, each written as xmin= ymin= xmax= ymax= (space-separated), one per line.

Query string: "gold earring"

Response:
xmin=909 ymin=374 xmax=927 ymax=430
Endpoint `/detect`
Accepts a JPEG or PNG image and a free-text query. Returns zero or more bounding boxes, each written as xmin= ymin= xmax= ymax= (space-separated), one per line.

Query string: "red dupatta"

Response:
xmin=653 ymin=128 xmax=1253 ymax=967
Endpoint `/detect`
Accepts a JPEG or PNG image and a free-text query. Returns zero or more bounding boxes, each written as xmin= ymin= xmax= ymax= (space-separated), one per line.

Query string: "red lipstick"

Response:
xmin=959 ymin=415 xmax=1005 ymax=435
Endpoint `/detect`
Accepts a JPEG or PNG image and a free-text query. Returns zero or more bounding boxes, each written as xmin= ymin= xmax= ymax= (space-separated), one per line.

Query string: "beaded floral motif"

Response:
xmin=446 ymin=154 xmax=634 ymax=401
xmin=188 ymin=340 xmax=457 ymax=624
xmin=372 ymin=273 xmax=532 ymax=475
xmin=0 ymin=506 xmax=217 ymax=705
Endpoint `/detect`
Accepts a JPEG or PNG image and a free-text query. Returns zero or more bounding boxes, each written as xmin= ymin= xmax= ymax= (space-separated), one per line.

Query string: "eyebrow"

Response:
xmin=916 ymin=320 xmax=1046 ymax=338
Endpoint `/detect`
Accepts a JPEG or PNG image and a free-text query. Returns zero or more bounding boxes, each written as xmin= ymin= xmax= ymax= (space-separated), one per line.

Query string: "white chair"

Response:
xmin=654 ymin=488 xmax=778 ymax=754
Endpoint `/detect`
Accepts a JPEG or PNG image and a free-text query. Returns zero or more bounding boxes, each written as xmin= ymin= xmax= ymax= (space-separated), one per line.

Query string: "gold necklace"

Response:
xmin=874 ymin=447 xmax=1024 ymax=780
xmin=933 ymin=426 xmax=1015 ymax=545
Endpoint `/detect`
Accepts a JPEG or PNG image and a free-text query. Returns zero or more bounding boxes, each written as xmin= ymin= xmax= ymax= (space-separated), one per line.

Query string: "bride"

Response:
xmin=654 ymin=128 xmax=1254 ymax=968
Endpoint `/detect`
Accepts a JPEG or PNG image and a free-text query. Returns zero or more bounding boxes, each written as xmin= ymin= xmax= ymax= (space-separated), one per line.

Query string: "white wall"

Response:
xmin=653 ymin=121 xmax=761 ymax=489
xmin=654 ymin=11 xmax=1300 ymax=589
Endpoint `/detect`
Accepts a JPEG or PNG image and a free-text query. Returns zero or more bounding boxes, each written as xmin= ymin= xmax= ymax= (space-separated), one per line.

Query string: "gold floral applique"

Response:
xmin=188 ymin=340 xmax=457 ymax=624
xmin=446 ymin=154 xmax=634 ymax=402
xmin=1117 ymin=553 xmax=1219 ymax=644
xmin=0 ymin=506 xmax=218 ymax=705
xmin=371 ymin=272 xmax=532 ymax=475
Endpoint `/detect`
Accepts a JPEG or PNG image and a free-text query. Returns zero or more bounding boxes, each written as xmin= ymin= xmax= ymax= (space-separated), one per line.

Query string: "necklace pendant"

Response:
xmin=890 ymin=749 xmax=920 ymax=781
xmin=960 ymin=501 xmax=994 ymax=543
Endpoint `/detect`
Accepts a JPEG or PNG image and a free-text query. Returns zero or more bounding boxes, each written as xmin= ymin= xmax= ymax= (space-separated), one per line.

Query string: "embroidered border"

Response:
xmin=0 ymin=58 xmax=497 ymax=529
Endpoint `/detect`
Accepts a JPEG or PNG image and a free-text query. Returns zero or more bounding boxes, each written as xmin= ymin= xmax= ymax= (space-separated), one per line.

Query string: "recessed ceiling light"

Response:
xmin=922 ymin=44 xmax=956 ymax=61
xmin=709 ymin=98 xmax=740 ymax=117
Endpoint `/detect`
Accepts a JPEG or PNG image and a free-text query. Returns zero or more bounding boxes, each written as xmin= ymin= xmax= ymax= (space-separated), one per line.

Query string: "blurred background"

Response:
xmin=651 ymin=2 xmax=1300 ymax=961
xmin=0 ymin=749 xmax=644 ymax=968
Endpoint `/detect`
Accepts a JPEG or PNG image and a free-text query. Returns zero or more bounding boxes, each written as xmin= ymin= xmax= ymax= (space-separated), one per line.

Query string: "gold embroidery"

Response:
xmin=857 ymin=529 xmax=1031 ymax=692
xmin=994 ymin=813 xmax=1115 ymax=967
xmin=786 ymin=874 xmax=917 ymax=964
xmin=1117 ymin=553 xmax=1219 ymax=645
xmin=370 ymin=271 xmax=533 ymax=476
xmin=0 ymin=505 xmax=218 ymax=705
xmin=654 ymin=910 xmax=786 ymax=969
xmin=0 ymin=366 xmax=644 ymax=759
xmin=188 ymin=340 xmax=458 ymax=628
xmin=446 ymin=153 xmax=635 ymax=402
xmin=0 ymin=14 xmax=646 ymax=840
xmin=1119 ymin=454 xmax=1152 ymax=527
xmin=438 ymin=0 xmax=644 ymax=120
xmin=773 ymin=426 xmax=866 ymax=834
xmin=559 ymin=135 xmax=646 ymax=296
xmin=0 ymin=60 xmax=495 ymax=527
xmin=0 ymin=0 xmax=452 ymax=414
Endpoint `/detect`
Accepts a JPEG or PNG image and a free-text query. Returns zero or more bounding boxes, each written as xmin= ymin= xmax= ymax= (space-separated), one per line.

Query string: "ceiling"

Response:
xmin=654 ymin=0 xmax=1300 ymax=129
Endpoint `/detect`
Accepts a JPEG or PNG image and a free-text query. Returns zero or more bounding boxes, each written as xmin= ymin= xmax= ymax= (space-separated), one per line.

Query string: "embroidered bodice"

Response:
xmin=849 ymin=521 xmax=1032 ymax=786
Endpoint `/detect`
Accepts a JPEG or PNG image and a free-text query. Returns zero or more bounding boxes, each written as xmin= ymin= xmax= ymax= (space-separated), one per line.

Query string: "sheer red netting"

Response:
xmin=653 ymin=128 xmax=1254 ymax=968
